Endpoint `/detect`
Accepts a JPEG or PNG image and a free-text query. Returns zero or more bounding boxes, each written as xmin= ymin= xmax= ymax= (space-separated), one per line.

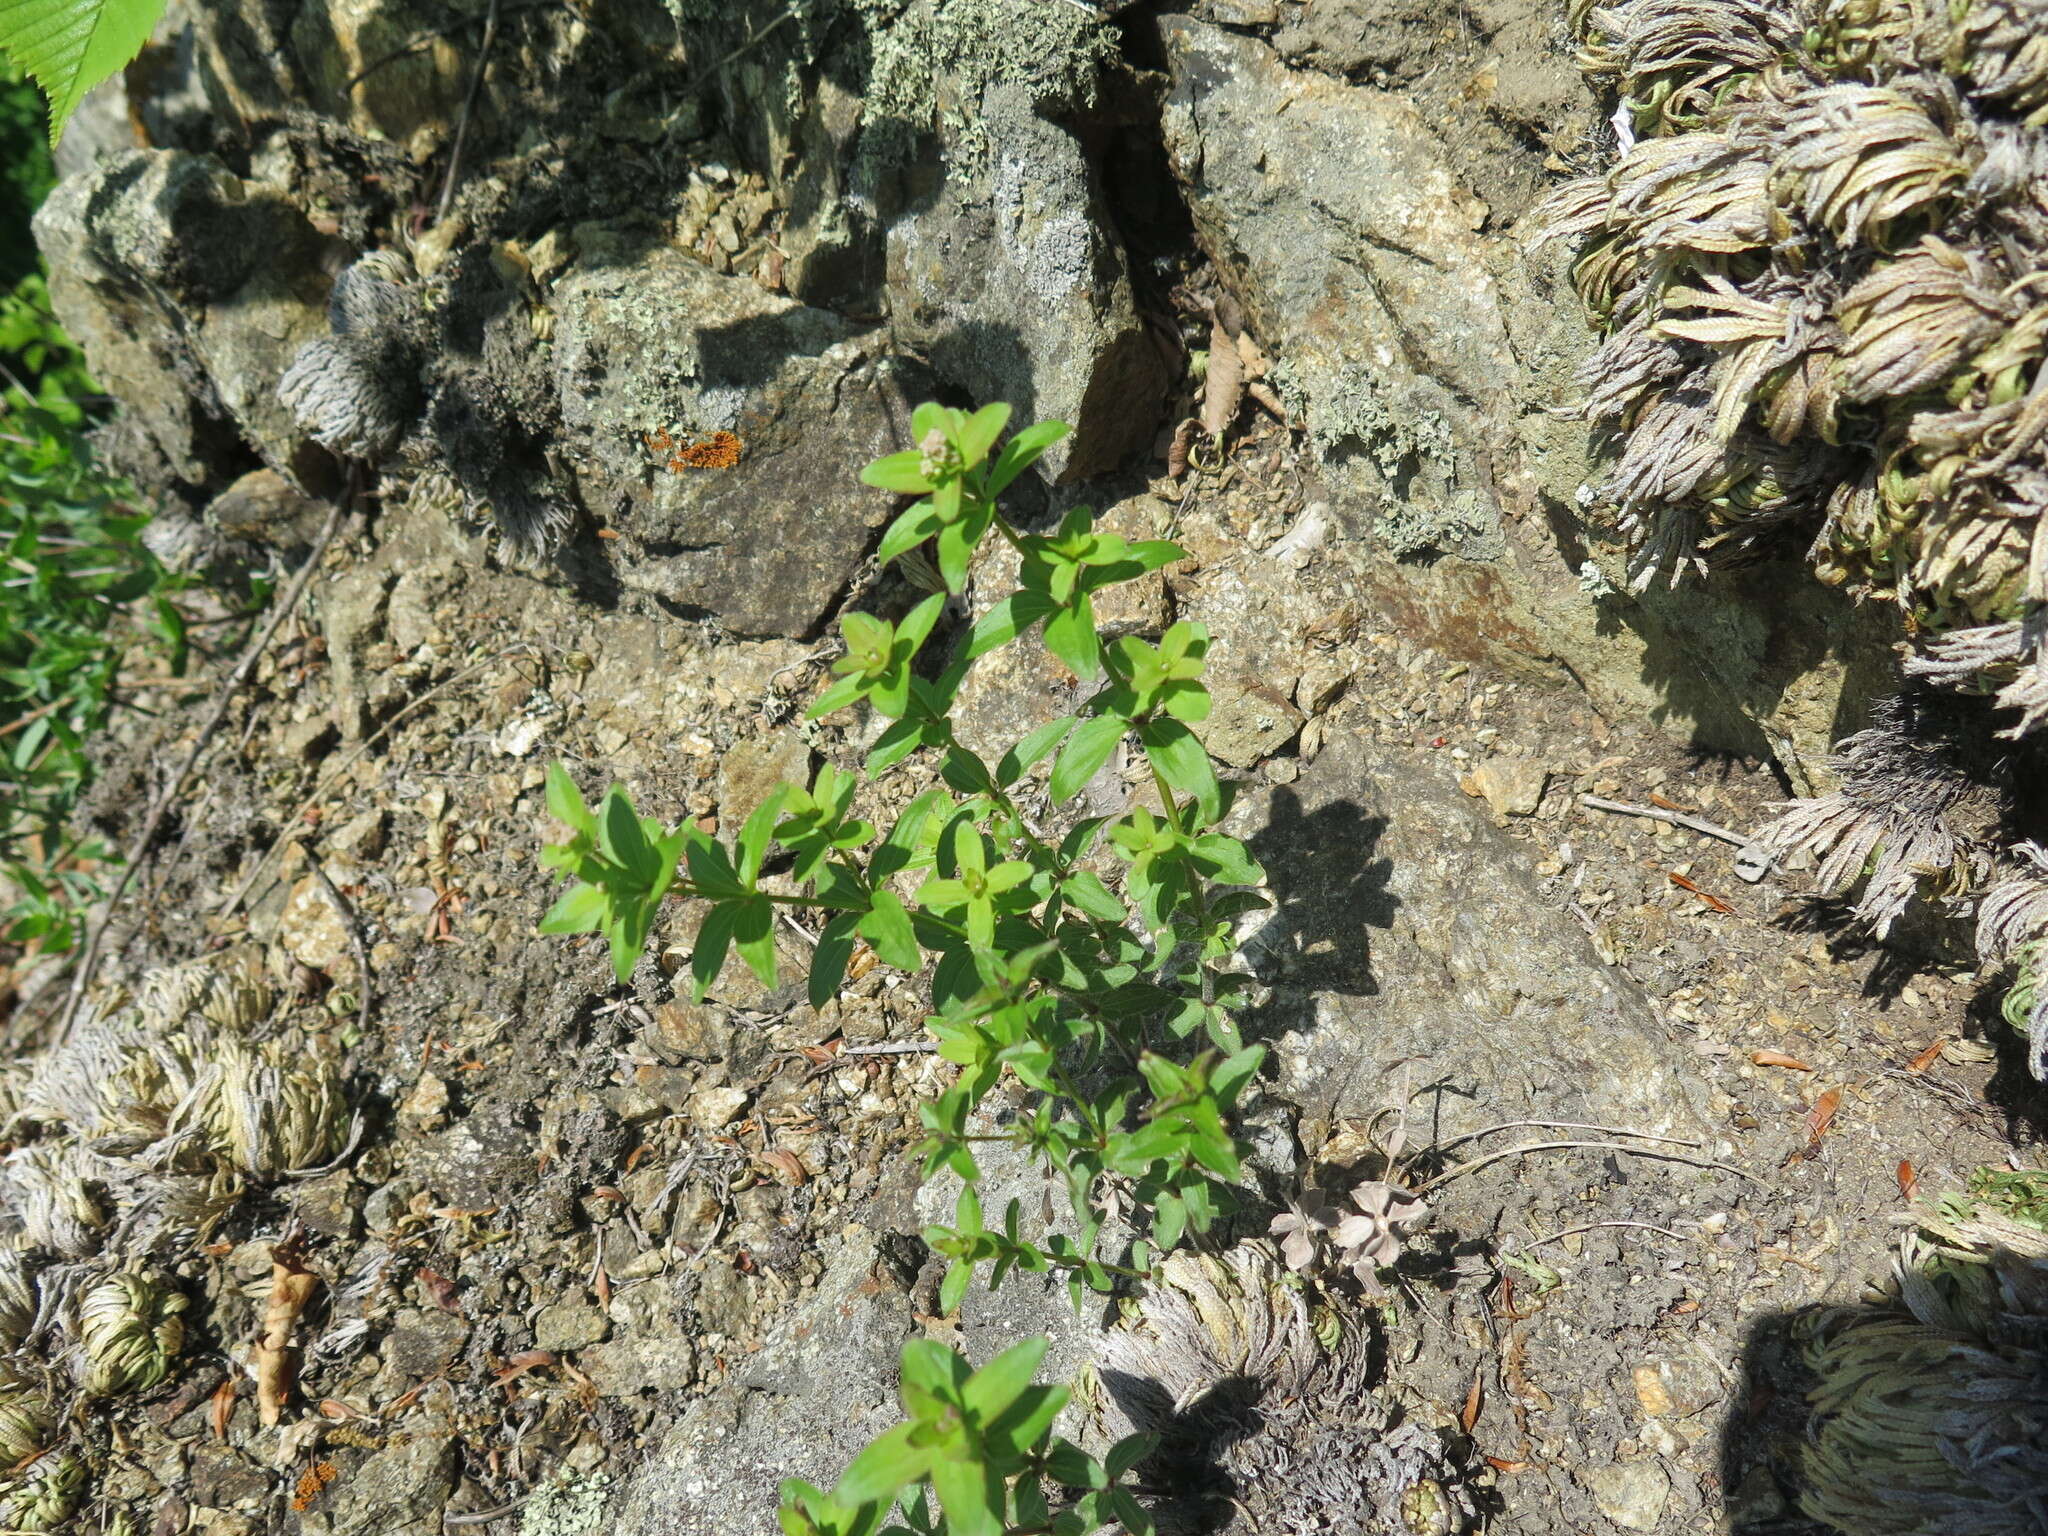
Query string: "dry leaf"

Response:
xmin=1233 ymin=327 xmax=1268 ymax=378
xmin=317 ymin=1398 xmax=360 ymax=1419
xmin=1246 ymin=380 xmax=1289 ymax=423
xmin=1647 ymin=791 xmax=1695 ymax=812
xmin=1668 ymin=871 xmax=1735 ymax=913
xmin=209 ymin=1378 xmax=236 ymax=1441
xmin=1751 ymin=1050 xmax=1813 ymax=1071
xmin=1200 ymin=318 xmax=1244 ymax=442
xmin=1485 ymin=1456 xmax=1529 ymax=1473
xmin=257 ymin=1249 xmax=321 ymax=1427
xmin=1804 ymin=1086 xmax=1843 ymax=1148
xmin=417 ymin=1267 xmax=462 ymax=1315
xmin=760 ymin=1148 xmax=809 ymax=1187
xmin=1896 ymin=1159 xmax=1918 ymax=1200
xmin=1905 ymin=1036 xmax=1947 ymax=1071
xmin=1167 ymin=417 xmax=1197 ymax=479
xmin=593 ymin=1258 xmax=611 ymax=1310
xmin=1461 ymin=1373 xmax=1484 ymax=1433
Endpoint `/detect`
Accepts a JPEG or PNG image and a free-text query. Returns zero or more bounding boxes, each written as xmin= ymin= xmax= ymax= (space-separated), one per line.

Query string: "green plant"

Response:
xmin=776 ymin=1337 xmax=1153 ymax=1536
xmin=540 ymin=399 xmax=1269 ymax=1301
xmin=0 ymin=319 xmax=183 ymax=952
xmin=0 ymin=0 xmax=167 ymax=146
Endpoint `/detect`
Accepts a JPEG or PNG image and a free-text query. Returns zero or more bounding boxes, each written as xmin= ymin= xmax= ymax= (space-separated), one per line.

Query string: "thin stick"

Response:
xmin=1417 ymin=1139 xmax=1765 ymax=1196
xmin=1430 ymin=1119 xmax=1704 ymax=1153
xmin=436 ymin=0 xmax=501 ymax=225
xmin=343 ymin=0 xmax=553 ymax=91
xmin=307 ymin=857 xmax=374 ymax=1041
xmin=1578 ymin=794 xmax=1751 ymax=848
xmin=217 ymin=646 xmax=535 ymax=922
xmin=838 ymin=1040 xmax=937 ymax=1057
xmin=58 ymin=496 xmax=353 ymax=1039
xmin=443 ymin=1494 xmax=532 ymax=1528
xmin=1520 ymin=1219 xmax=1694 ymax=1249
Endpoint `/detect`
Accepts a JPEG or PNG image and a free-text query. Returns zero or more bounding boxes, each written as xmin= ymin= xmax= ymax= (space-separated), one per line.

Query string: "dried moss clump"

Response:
xmin=1799 ymin=1190 xmax=2048 ymax=1536
xmin=1085 ymin=1243 xmax=1473 ymax=1536
xmin=1541 ymin=0 xmax=2048 ymax=718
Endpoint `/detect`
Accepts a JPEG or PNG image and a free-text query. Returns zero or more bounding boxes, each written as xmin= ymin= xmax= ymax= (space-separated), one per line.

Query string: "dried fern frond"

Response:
xmin=1801 ymin=1199 xmax=2048 ymax=1535
xmin=0 ymin=1252 xmax=38 ymax=1352
xmin=1774 ymin=82 xmax=1969 ymax=248
xmin=1611 ymin=133 xmax=1775 ymax=253
xmin=0 ymin=1451 xmax=87 ymax=1534
xmin=1803 ymin=0 xmax=1928 ymax=79
xmin=0 ymin=1143 xmax=108 ymax=1257
xmin=1752 ymin=695 xmax=2008 ymax=933
xmin=204 ymin=1037 xmax=351 ymax=1178
xmin=1836 ymin=237 xmax=2016 ymax=402
xmin=73 ymin=1266 xmax=188 ymax=1396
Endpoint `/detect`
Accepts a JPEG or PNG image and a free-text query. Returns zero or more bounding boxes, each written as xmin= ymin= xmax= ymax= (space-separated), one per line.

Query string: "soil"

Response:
xmin=6 ymin=406 xmax=2039 ymax=1534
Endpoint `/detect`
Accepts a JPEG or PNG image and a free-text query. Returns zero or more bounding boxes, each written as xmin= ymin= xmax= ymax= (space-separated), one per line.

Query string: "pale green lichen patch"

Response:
xmin=672 ymin=0 xmax=1113 ymax=171
xmin=517 ymin=1470 xmax=612 ymax=1536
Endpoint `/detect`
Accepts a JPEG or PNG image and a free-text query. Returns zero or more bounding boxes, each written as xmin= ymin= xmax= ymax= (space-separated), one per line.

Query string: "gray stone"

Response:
xmin=1153 ymin=16 xmax=1892 ymax=787
xmin=614 ymin=1229 xmax=915 ymax=1535
xmin=383 ymin=1309 xmax=469 ymax=1378
xmin=580 ymin=1335 xmax=699 ymax=1397
xmin=1196 ymin=672 xmax=1307 ymax=768
xmin=34 ymin=150 xmax=332 ymax=487
xmin=718 ymin=732 xmax=813 ymax=820
xmin=1582 ymin=1461 xmax=1672 ymax=1532
xmin=646 ymin=1002 xmax=733 ymax=1064
xmin=549 ymin=240 xmax=933 ymax=639
xmin=885 ymin=83 xmax=1168 ymax=481
xmin=534 ymin=1298 xmax=611 ymax=1353
xmin=298 ymin=1432 xmax=457 ymax=1536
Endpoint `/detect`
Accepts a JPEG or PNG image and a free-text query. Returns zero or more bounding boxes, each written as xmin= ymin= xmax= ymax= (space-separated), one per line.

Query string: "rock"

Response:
xmin=613 ymin=1229 xmax=915 ymax=1534
xmin=383 ymin=1309 xmax=469 ymax=1378
xmin=647 ymin=1003 xmax=732 ymax=1064
xmin=327 ymin=809 xmax=387 ymax=862
xmin=1153 ymin=16 xmax=1891 ymax=786
xmin=688 ymin=1085 xmax=750 ymax=1132
xmin=280 ymin=876 xmax=351 ymax=973
xmin=549 ymin=237 xmax=934 ymax=639
xmin=534 ymin=1298 xmax=610 ymax=1353
xmin=718 ymin=732 xmax=813 ymax=820
xmin=1583 ymin=1461 xmax=1671 ymax=1532
xmin=319 ymin=565 xmax=394 ymax=741
xmin=885 ymin=83 xmax=1168 ymax=481
xmin=1469 ymin=757 xmax=1548 ymax=817
xmin=297 ymin=1431 xmax=457 ymax=1536
xmin=289 ymin=0 xmax=467 ymax=157
xmin=277 ymin=715 xmax=338 ymax=764
xmin=33 ymin=150 xmax=333 ymax=486
xmin=1196 ymin=673 xmax=1306 ymax=768
xmin=205 ymin=468 xmax=329 ymax=552
xmin=580 ymin=1335 xmax=699 ymax=1397
xmin=290 ymin=1170 xmax=361 ymax=1242
xmin=399 ymin=1072 xmax=450 ymax=1132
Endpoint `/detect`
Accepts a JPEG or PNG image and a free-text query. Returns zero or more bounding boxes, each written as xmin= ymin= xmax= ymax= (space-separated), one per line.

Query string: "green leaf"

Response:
xmin=1049 ymin=715 xmax=1125 ymax=804
xmin=737 ymin=785 xmax=790 ymax=886
xmin=964 ymin=591 xmax=1058 ymax=661
xmin=732 ymin=895 xmax=778 ymax=989
xmin=928 ymin=1459 xmax=1003 ymax=1536
xmin=939 ymin=1257 xmax=973 ymax=1316
xmin=833 ymin=1423 xmax=933 ymax=1508
xmin=546 ymin=768 xmax=592 ymax=836
xmin=536 ymin=882 xmax=607 ymax=936
xmin=858 ymin=889 xmax=920 ymax=971
xmin=898 ymin=591 xmax=948 ymax=653
xmin=1105 ymin=1433 xmax=1157 ymax=1481
xmin=862 ymin=450 xmax=936 ymax=493
xmin=997 ymin=713 xmax=1076 ymax=787
xmin=961 ymin=1335 xmax=1047 ymax=1423
xmin=690 ymin=901 xmax=739 ymax=1002
xmin=1138 ymin=719 xmax=1220 ymax=825
xmin=1058 ymin=870 xmax=1125 ymax=924
xmin=598 ymin=786 xmax=653 ymax=874
xmin=1042 ymin=596 xmax=1100 ymax=681
xmin=809 ymin=912 xmax=859 ymax=1008
xmin=955 ymin=401 xmax=1012 ymax=467
xmin=0 ymin=0 xmax=162 ymax=145
xmin=986 ymin=420 xmax=1070 ymax=496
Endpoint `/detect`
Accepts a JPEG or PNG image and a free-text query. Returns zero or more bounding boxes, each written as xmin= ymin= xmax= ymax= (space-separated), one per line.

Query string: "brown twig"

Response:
xmin=836 ymin=1040 xmax=938 ymax=1057
xmin=1416 ymin=1139 xmax=1765 ymax=1196
xmin=1430 ymin=1118 xmax=1704 ymax=1153
xmin=1520 ymin=1219 xmax=1695 ymax=1249
xmin=307 ymin=857 xmax=374 ymax=1040
xmin=436 ymin=0 xmax=502 ymax=225
xmin=58 ymin=494 xmax=354 ymax=1040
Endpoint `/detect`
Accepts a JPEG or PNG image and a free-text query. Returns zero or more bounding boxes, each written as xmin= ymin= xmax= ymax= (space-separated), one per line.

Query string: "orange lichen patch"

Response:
xmin=643 ymin=428 xmax=743 ymax=471
xmin=292 ymin=1460 xmax=339 ymax=1511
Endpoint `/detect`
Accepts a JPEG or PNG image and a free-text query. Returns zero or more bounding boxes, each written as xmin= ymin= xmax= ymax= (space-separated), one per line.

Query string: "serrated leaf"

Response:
xmin=0 ymin=0 xmax=162 ymax=145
